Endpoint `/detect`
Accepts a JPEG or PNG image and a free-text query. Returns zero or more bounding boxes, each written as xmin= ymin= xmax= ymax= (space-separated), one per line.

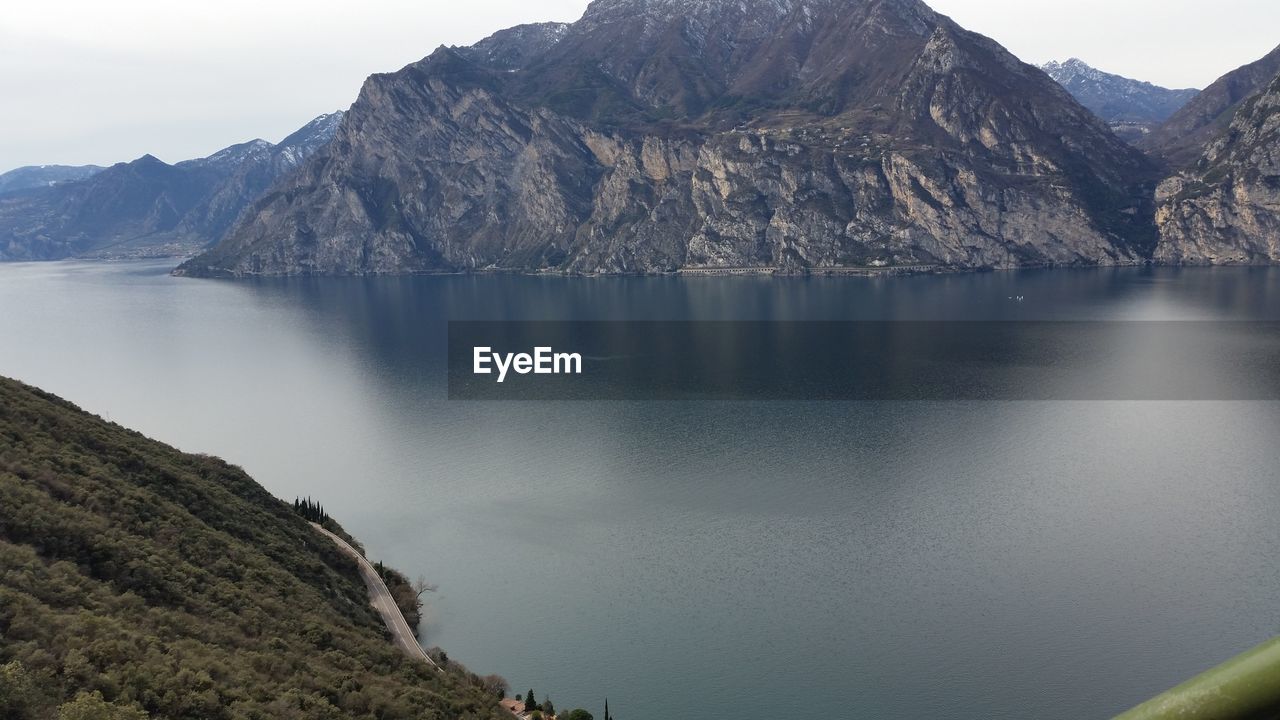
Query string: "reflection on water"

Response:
xmin=1 ymin=261 xmax=1279 ymax=720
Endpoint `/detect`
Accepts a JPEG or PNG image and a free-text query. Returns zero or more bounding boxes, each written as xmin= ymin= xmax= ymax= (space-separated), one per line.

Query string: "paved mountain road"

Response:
xmin=311 ymin=522 xmax=440 ymax=671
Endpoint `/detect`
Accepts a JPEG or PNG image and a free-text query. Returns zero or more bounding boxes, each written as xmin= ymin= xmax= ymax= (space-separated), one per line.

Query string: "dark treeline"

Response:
xmin=513 ymin=687 xmax=605 ymax=720
xmin=292 ymin=496 xmax=330 ymax=524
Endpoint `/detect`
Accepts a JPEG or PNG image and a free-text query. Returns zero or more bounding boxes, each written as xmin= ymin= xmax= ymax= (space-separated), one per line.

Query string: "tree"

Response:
xmin=562 ymin=710 xmax=594 ymax=720
xmin=57 ymin=692 xmax=149 ymax=720
xmin=524 ymin=690 xmax=537 ymax=712
xmin=412 ymin=574 xmax=438 ymax=596
xmin=480 ymin=674 xmax=509 ymax=698
xmin=542 ymin=696 xmax=555 ymax=717
xmin=291 ymin=497 xmax=329 ymax=523
xmin=0 ymin=377 xmax=508 ymax=720
xmin=0 ymin=661 xmax=43 ymax=720
xmin=604 ymin=698 xmax=611 ymax=720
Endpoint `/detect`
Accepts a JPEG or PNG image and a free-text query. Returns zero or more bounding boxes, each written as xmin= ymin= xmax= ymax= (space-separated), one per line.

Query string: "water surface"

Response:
xmin=1 ymin=260 xmax=1278 ymax=719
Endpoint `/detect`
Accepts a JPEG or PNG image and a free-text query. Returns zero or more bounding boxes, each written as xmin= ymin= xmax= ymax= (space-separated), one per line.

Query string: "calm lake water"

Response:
xmin=2 ymin=260 xmax=1279 ymax=719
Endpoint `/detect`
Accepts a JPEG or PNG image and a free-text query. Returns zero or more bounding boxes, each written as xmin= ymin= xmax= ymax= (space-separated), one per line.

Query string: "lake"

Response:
xmin=1 ymin=259 xmax=1278 ymax=719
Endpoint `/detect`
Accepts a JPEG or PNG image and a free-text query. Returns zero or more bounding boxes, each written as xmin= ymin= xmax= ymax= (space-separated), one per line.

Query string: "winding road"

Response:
xmin=311 ymin=523 xmax=440 ymax=671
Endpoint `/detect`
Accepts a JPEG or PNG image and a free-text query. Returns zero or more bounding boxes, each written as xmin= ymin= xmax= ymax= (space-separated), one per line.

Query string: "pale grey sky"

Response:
xmin=2 ymin=0 xmax=1277 ymax=171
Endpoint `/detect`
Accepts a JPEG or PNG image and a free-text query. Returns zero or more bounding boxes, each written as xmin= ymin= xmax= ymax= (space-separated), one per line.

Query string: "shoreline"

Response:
xmin=312 ymin=521 xmax=562 ymax=719
xmin=163 ymin=257 xmax=1280 ymax=280
xmin=10 ymin=254 xmax=1278 ymax=279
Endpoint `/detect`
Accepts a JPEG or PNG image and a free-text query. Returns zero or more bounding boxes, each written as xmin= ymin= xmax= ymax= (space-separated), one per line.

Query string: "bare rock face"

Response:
xmin=1155 ymin=73 xmax=1280 ymax=264
xmin=1140 ymin=44 xmax=1280 ymax=169
xmin=179 ymin=0 xmax=1158 ymax=277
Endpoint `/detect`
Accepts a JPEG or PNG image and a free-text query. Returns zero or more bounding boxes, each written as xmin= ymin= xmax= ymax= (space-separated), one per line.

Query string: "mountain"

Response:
xmin=1154 ymin=70 xmax=1280 ymax=263
xmin=457 ymin=21 xmax=571 ymax=70
xmin=0 ymin=165 xmax=104 ymax=196
xmin=0 ymin=375 xmax=507 ymax=719
xmin=178 ymin=0 xmax=1157 ymax=277
xmin=0 ymin=112 xmax=343 ymax=261
xmin=167 ymin=113 xmax=347 ymax=254
xmin=1040 ymin=59 xmax=1198 ymax=143
xmin=1140 ymin=44 xmax=1280 ymax=168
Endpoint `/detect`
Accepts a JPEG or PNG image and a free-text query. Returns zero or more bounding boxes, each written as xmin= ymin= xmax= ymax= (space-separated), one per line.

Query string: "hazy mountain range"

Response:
xmin=3 ymin=0 xmax=1279 ymax=272
xmin=0 ymin=113 xmax=342 ymax=261
xmin=1040 ymin=59 xmax=1199 ymax=143
xmin=0 ymin=165 xmax=104 ymax=196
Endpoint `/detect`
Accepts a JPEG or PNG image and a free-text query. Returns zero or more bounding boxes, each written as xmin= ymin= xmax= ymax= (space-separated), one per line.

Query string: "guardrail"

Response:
xmin=1115 ymin=637 xmax=1280 ymax=719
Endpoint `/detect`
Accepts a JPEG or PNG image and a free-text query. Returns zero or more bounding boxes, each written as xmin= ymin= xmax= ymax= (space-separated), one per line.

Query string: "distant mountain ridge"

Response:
xmin=0 ymin=112 xmax=343 ymax=261
xmin=0 ymin=165 xmax=104 ymax=196
xmin=456 ymin=21 xmax=571 ymax=70
xmin=179 ymin=0 xmax=1158 ymax=277
xmin=7 ymin=1 xmax=1276 ymax=273
xmin=1040 ymin=58 xmax=1198 ymax=143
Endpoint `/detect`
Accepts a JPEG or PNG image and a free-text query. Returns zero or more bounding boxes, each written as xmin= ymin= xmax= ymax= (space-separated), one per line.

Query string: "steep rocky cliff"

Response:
xmin=179 ymin=0 xmax=1158 ymax=277
xmin=1140 ymin=44 xmax=1280 ymax=168
xmin=1155 ymin=72 xmax=1280 ymax=263
xmin=0 ymin=113 xmax=342 ymax=261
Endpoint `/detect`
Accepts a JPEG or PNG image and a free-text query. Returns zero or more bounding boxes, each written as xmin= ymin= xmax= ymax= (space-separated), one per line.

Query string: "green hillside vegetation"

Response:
xmin=0 ymin=376 xmax=505 ymax=720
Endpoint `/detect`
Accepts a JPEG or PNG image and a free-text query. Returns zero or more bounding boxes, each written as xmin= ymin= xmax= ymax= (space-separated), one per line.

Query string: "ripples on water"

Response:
xmin=1 ymin=261 xmax=1278 ymax=719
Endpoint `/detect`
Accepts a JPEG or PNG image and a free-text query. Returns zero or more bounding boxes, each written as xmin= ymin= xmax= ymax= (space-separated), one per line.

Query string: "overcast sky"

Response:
xmin=2 ymin=0 xmax=1278 ymax=171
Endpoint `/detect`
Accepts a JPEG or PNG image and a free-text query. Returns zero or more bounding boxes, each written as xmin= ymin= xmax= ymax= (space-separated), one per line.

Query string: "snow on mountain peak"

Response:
xmin=1040 ymin=58 xmax=1200 ymax=132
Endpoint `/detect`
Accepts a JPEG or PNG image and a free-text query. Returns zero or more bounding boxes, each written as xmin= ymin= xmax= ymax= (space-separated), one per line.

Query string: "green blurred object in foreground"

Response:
xmin=1115 ymin=638 xmax=1280 ymax=719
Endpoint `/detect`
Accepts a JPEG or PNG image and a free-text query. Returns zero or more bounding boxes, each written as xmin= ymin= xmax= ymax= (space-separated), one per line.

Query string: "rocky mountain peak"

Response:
xmin=580 ymin=0 xmax=803 ymax=20
xmin=457 ymin=22 xmax=570 ymax=70
xmin=1041 ymin=58 xmax=1197 ymax=97
xmin=1043 ymin=58 xmax=1102 ymax=81
xmin=177 ymin=0 xmax=1160 ymax=278
xmin=573 ymin=0 xmax=936 ymax=45
xmin=275 ymin=111 xmax=346 ymax=166
xmin=1038 ymin=57 xmax=1199 ymax=143
xmin=193 ymin=139 xmax=275 ymax=169
xmin=485 ymin=0 xmax=981 ymax=126
xmin=280 ymin=112 xmax=345 ymax=148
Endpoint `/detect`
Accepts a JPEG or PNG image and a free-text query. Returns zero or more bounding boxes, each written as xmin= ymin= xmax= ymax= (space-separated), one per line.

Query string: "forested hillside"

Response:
xmin=0 ymin=377 xmax=504 ymax=720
